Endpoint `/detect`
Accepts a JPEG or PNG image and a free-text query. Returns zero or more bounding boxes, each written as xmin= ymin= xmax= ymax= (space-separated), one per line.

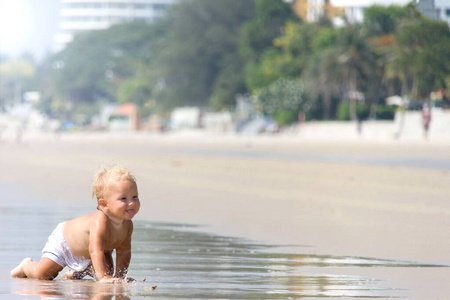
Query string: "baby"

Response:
xmin=11 ymin=165 xmax=140 ymax=283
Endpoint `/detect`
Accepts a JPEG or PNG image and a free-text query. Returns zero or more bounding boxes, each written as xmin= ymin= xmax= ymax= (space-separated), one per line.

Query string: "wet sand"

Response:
xmin=1 ymin=131 xmax=450 ymax=298
xmin=4 ymin=199 xmax=423 ymax=299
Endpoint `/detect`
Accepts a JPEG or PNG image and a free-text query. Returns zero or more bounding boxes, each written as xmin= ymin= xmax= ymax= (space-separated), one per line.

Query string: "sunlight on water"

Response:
xmin=0 ymin=182 xmax=446 ymax=299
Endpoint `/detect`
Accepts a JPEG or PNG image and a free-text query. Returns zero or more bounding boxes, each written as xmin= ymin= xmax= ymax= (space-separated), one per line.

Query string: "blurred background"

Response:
xmin=0 ymin=0 xmax=449 ymax=141
xmin=1 ymin=3 xmax=450 ymax=297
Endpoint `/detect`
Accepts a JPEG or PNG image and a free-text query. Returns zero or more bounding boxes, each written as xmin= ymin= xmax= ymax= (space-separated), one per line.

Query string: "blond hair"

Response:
xmin=92 ymin=165 xmax=136 ymax=202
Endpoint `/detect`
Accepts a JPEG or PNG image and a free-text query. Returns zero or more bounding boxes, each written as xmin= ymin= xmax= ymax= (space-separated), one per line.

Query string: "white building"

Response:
xmin=55 ymin=0 xmax=179 ymax=51
xmin=436 ymin=0 xmax=450 ymax=25
xmin=416 ymin=0 xmax=450 ymax=24
xmin=298 ymin=0 xmax=450 ymax=25
xmin=331 ymin=0 xmax=409 ymax=24
xmin=332 ymin=0 xmax=450 ymax=25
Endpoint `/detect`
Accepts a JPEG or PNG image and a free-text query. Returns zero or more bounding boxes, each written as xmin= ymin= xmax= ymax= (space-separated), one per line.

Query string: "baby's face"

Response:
xmin=103 ymin=179 xmax=140 ymax=220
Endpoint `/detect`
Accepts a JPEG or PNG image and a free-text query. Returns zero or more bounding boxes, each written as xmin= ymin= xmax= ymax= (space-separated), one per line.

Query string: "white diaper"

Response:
xmin=41 ymin=222 xmax=91 ymax=272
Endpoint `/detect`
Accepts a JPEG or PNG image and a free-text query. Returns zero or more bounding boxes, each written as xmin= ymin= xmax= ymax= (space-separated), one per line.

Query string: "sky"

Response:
xmin=0 ymin=0 xmax=60 ymax=61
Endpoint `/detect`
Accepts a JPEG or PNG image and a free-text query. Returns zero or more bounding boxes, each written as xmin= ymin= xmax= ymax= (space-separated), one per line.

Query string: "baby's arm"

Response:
xmin=89 ymin=221 xmax=118 ymax=282
xmin=115 ymin=224 xmax=133 ymax=279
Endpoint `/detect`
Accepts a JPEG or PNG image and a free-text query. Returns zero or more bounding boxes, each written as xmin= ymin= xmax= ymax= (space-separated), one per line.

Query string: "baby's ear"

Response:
xmin=98 ymin=199 xmax=107 ymax=208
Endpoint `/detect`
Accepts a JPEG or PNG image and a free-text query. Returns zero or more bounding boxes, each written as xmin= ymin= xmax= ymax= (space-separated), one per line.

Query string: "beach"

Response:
xmin=1 ymin=129 xmax=450 ymax=298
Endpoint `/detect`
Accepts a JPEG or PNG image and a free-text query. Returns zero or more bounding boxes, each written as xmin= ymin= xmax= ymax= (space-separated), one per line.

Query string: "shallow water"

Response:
xmin=0 ymin=182 xmax=447 ymax=299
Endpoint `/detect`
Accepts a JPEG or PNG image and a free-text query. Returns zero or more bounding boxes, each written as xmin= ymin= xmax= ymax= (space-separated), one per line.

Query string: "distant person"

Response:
xmin=357 ymin=117 xmax=363 ymax=136
xmin=15 ymin=126 xmax=23 ymax=143
xmin=421 ymin=105 xmax=432 ymax=139
xmin=11 ymin=165 xmax=140 ymax=282
xmin=0 ymin=123 xmax=5 ymax=141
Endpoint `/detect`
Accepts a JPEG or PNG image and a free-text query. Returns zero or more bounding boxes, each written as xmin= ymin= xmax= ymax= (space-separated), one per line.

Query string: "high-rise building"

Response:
xmin=55 ymin=0 xmax=179 ymax=51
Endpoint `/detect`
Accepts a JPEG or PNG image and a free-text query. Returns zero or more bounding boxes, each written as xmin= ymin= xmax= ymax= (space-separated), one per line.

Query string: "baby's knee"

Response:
xmin=35 ymin=269 xmax=58 ymax=280
xmin=34 ymin=264 xmax=61 ymax=280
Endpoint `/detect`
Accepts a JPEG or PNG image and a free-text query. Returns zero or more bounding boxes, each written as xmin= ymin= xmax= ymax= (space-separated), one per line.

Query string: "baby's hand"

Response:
xmin=99 ymin=275 xmax=122 ymax=283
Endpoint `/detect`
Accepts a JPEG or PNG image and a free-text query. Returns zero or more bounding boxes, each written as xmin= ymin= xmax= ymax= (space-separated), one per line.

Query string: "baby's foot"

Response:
xmin=65 ymin=270 xmax=82 ymax=280
xmin=11 ymin=257 xmax=32 ymax=278
xmin=65 ymin=270 xmax=89 ymax=280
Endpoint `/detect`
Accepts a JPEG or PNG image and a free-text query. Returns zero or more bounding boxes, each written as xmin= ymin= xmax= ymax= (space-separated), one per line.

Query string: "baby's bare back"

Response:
xmin=63 ymin=212 xmax=98 ymax=259
xmin=62 ymin=210 xmax=132 ymax=259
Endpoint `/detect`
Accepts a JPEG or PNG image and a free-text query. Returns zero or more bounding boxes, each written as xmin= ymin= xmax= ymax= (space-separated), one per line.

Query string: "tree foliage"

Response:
xmin=154 ymin=0 xmax=255 ymax=110
xmin=394 ymin=18 xmax=450 ymax=97
xmin=13 ymin=0 xmax=449 ymax=126
xmin=43 ymin=22 xmax=163 ymax=117
xmin=239 ymin=0 xmax=298 ymax=62
xmin=257 ymin=78 xmax=307 ymax=125
xmin=363 ymin=5 xmax=409 ymax=36
xmin=0 ymin=57 xmax=36 ymax=110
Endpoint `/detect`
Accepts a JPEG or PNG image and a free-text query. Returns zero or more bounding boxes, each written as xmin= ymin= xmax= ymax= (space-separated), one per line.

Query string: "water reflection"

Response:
xmin=127 ymin=222 xmax=444 ymax=299
xmin=11 ymin=279 xmax=134 ymax=299
xmin=1 ymin=198 xmax=447 ymax=299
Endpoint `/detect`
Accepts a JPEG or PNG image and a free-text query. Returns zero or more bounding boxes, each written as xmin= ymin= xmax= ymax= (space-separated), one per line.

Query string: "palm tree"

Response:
xmin=393 ymin=18 xmax=450 ymax=99
xmin=303 ymin=24 xmax=376 ymax=121
xmin=333 ymin=24 xmax=376 ymax=120
xmin=303 ymin=47 xmax=342 ymax=120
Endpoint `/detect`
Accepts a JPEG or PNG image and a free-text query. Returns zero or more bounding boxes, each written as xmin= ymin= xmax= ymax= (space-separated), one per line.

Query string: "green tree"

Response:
xmin=394 ymin=18 xmax=450 ymax=98
xmin=246 ymin=21 xmax=325 ymax=92
xmin=324 ymin=25 xmax=376 ymax=120
xmin=117 ymin=74 xmax=153 ymax=118
xmin=303 ymin=46 xmax=342 ymax=120
xmin=240 ymin=0 xmax=300 ymax=93
xmin=45 ymin=22 xmax=163 ymax=118
xmin=363 ymin=5 xmax=409 ymax=36
xmin=256 ymin=77 xmax=308 ymax=125
xmin=0 ymin=57 xmax=36 ymax=110
xmin=209 ymin=54 xmax=248 ymax=110
xmin=154 ymin=0 xmax=254 ymax=111
xmin=240 ymin=0 xmax=298 ymax=62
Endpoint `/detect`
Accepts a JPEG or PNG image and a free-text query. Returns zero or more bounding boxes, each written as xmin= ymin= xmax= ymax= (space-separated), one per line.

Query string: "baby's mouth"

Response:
xmin=126 ymin=209 xmax=135 ymax=216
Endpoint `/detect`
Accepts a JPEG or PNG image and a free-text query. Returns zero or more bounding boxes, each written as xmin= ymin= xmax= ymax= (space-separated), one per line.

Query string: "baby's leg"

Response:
xmin=10 ymin=258 xmax=32 ymax=278
xmin=11 ymin=257 xmax=63 ymax=280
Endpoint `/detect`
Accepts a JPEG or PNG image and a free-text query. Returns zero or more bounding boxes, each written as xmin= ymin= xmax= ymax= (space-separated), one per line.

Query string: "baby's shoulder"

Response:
xmin=67 ymin=211 xmax=106 ymax=230
xmin=70 ymin=211 xmax=103 ymax=221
